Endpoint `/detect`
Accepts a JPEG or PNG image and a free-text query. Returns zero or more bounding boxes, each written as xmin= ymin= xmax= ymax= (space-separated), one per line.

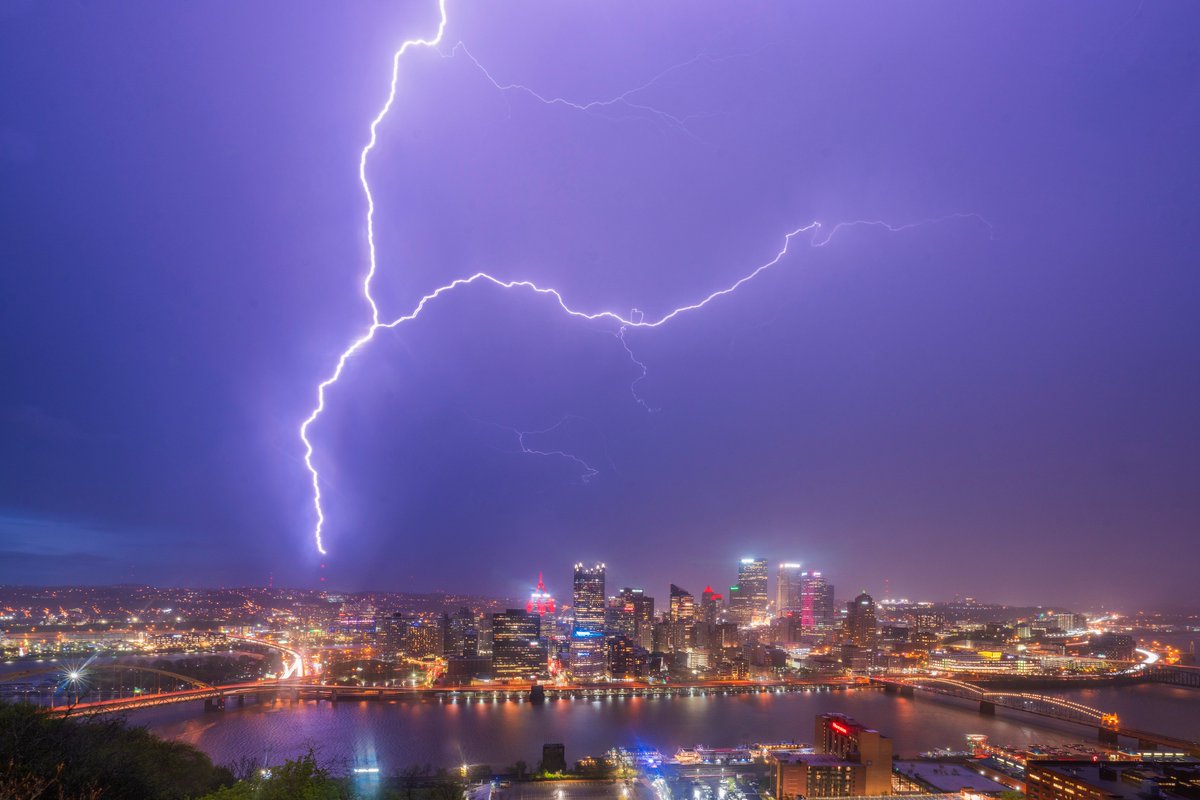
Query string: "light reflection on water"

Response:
xmin=126 ymin=685 xmax=1198 ymax=772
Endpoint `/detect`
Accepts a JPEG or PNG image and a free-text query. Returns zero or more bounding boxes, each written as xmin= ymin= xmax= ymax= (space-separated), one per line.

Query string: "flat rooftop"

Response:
xmin=895 ymin=761 xmax=1010 ymax=793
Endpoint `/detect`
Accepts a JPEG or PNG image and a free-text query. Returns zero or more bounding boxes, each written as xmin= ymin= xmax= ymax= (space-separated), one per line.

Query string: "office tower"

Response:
xmin=844 ymin=592 xmax=878 ymax=649
xmin=728 ymin=583 xmax=746 ymax=625
xmin=619 ymin=587 xmax=655 ymax=650
xmin=696 ymin=585 xmax=723 ymax=648
xmin=652 ymin=619 xmax=671 ymax=654
xmin=445 ymin=607 xmax=479 ymax=657
xmin=567 ymin=629 xmax=606 ymax=681
xmin=572 ymin=563 xmax=606 ymax=635
xmin=714 ymin=622 xmax=741 ymax=649
xmin=669 ymin=584 xmax=696 ymax=621
xmin=400 ymin=614 xmax=446 ymax=658
xmin=700 ymin=586 xmax=722 ymax=624
xmin=377 ymin=612 xmax=406 ymax=660
xmin=776 ymin=714 xmax=894 ymax=800
xmin=491 ymin=609 xmax=547 ymax=680
xmin=668 ymin=584 xmax=696 ymax=651
xmin=906 ymin=609 xmax=944 ymax=651
xmin=476 ymin=613 xmax=493 ymax=657
xmin=606 ymin=635 xmax=646 ymax=679
xmin=732 ymin=558 xmax=768 ymax=624
xmin=526 ymin=571 xmax=556 ymax=616
xmin=801 ymin=571 xmax=835 ymax=632
xmin=525 ymin=571 xmax=556 ymax=638
xmin=606 ymin=595 xmax=631 ymax=638
xmin=777 ymin=563 xmax=804 ymax=615
xmin=777 ymin=612 xmax=804 ymax=644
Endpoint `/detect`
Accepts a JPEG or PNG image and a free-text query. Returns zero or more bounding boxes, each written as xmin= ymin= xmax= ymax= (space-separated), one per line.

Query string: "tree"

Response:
xmin=197 ymin=749 xmax=349 ymax=800
xmin=0 ymin=702 xmax=232 ymax=799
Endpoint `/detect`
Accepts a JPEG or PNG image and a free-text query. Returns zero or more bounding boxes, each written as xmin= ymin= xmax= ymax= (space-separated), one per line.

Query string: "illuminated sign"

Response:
xmin=830 ymin=721 xmax=849 ymax=735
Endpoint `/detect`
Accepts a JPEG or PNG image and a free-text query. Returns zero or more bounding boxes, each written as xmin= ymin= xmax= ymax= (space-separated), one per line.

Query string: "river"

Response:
xmin=128 ymin=684 xmax=1199 ymax=773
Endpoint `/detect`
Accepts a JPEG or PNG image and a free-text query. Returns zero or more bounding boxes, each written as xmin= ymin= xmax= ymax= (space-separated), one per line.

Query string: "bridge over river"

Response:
xmin=871 ymin=676 xmax=1200 ymax=756
xmin=1 ymin=665 xmax=857 ymax=715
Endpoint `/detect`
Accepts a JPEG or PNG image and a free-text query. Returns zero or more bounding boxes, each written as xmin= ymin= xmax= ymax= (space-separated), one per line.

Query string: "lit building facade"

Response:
xmin=731 ymin=557 xmax=768 ymax=625
xmin=1027 ymin=761 xmax=1200 ymax=800
xmin=776 ymin=754 xmax=858 ymax=800
xmin=619 ymin=587 xmax=655 ymax=651
xmin=700 ymin=586 xmax=722 ymax=625
xmin=567 ymin=629 xmax=607 ymax=681
xmin=572 ymin=563 xmax=606 ymax=636
xmin=805 ymin=713 xmax=893 ymax=796
xmin=669 ymin=584 xmax=697 ymax=652
xmin=491 ymin=609 xmax=547 ymax=680
xmin=801 ymin=571 xmax=836 ymax=633
xmin=777 ymin=563 xmax=804 ymax=616
xmin=844 ymin=592 xmax=878 ymax=650
xmin=607 ymin=635 xmax=646 ymax=678
xmin=525 ymin=572 xmax=556 ymax=638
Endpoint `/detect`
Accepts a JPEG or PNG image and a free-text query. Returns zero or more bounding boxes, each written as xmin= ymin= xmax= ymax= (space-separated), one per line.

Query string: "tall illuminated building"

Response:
xmin=731 ymin=557 xmax=768 ymax=624
xmin=800 ymin=570 xmax=836 ymax=632
xmin=844 ymin=592 xmax=878 ymax=649
xmin=777 ymin=562 xmax=803 ymax=616
xmin=445 ymin=607 xmax=479 ymax=657
xmin=668 ymin=584 xmax=696 ymax=651
xmin=568 ymin=629 xmax=607 ymax=681
xmin=572 ymin=563 xmax=606 ymax=635
xmin=700 ymin=585 xmax=722 ymax=625
xmin=607 ymin=595 xmax=635 ymax=638
xmin=491 ymin=609 xmax=547 ymax=680
xmin=776 ymin=713 xmax=894 ymax=800
xmin=607 ymin=635 xmax=645 ymax=679
xmin=525 ymin=571 xmax=556 ymax=638
xmin=618 ymin=587 xmax=654 ymax=650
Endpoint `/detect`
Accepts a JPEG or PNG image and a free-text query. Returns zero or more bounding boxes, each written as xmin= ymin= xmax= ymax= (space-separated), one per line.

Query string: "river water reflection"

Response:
xmin=131 ymin=684 xmax=1200 ymax=772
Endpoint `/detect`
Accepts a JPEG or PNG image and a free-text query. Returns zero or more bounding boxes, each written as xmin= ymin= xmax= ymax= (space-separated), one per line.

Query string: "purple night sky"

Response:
xmin=1 ymin=2 xmax=1197 ymax=609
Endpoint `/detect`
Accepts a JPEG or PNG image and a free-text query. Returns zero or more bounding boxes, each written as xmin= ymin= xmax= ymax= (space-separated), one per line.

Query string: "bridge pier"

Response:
xmin=979 ymin=700 xmax=996 ymax=715
xmin=900 ymin=685 xmax=915 ymax=698
xmin=1099 ymin=728 xmax=1120 ymax=746
xmin=236 ymin=695 xmax=245 ymax=707
xmin=204 ymin=697 xmax=225 ymax=712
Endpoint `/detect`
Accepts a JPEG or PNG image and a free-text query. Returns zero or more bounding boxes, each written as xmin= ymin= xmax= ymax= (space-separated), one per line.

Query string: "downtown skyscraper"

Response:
xmin=572 ymin=563 xmax=606 ymax=635
xmin=730 ymin=557 xmax=768 ymax=625
xmin=777 ymin=562 xmax=804 ymax=616
xmin=801 ymin=570 xmax=836 ymax=632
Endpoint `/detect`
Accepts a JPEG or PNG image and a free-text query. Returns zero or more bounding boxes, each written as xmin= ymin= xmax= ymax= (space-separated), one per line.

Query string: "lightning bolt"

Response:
xmin=445 ymin=41 xmax=710 ymax=136
xmin=617 ymin=326 xmax=659 ymax=413
xmin=513 ymin=418 xmax=599 ymax=484
xmin=299 ymin=0 xmax=994 ymax=555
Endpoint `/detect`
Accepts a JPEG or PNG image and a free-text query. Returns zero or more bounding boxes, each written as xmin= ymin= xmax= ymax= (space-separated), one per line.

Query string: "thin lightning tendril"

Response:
xmin=446 ymin=41 xmax=707 ymax=134
xmin=299 ymin=0 xmax=994 ymax=555
xmin=618 ymin=327 xmax=658 ymax=413
xmin=513 ymin=418 xmax=599 ymax=483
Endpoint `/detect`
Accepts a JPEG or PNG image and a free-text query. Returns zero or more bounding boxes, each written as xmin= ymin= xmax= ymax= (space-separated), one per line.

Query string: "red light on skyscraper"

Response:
xmin=526 ymin=571 xmax=556 ymax=615
xmin=830 ymin=721 xmax=849 ymax=735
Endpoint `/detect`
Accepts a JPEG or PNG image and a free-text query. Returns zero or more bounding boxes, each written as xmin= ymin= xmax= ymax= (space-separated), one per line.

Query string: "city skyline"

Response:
xmin=3 ymin=2 xmax=1199 ymax=610
xmin=3 ymin=2 xmax=1199 ymax=797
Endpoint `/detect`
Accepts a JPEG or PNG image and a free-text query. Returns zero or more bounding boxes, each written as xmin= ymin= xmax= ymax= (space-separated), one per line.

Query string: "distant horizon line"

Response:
xmin=0 ymin=581 xmax=1182 ymax=616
